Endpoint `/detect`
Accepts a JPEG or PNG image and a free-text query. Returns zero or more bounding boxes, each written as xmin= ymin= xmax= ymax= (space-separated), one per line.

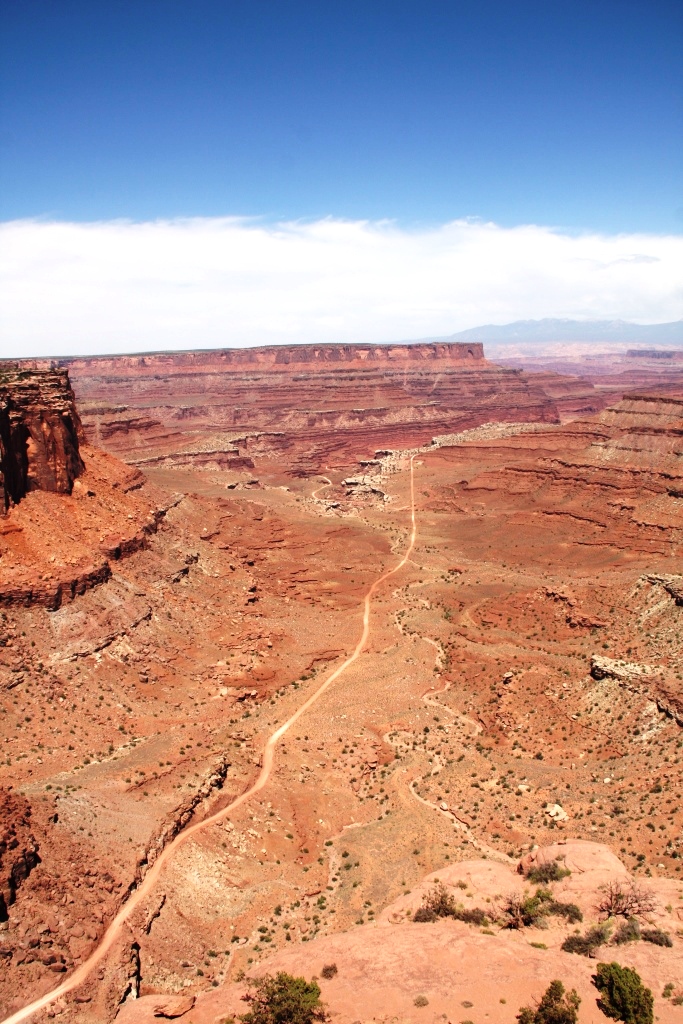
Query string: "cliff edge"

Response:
xmin=0 ymin=368 xmax=84 ymax=512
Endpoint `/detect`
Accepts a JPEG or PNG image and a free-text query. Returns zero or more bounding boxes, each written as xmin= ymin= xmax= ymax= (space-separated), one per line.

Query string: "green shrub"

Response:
xmin=517 ymin=980 xmax=580 ymax=1024
xmin=526 ymin=861 xmax=571 ymax=885
xmin=502 ymin=888 xmax=553 ymax=929
xmin=238 ymin=972 xmax=329 ymax=1024
xmin=592 ymin=962 xmax=653 ymax=1024
xmin=561 ymin=923 xmax=611 ymax=956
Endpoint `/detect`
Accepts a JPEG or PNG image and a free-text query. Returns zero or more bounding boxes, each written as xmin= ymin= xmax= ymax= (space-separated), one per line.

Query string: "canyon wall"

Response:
xmin=17 ymin=343 xmax=563 ymax=473
xmin=0 ymin=369 xmax=84 ymax=512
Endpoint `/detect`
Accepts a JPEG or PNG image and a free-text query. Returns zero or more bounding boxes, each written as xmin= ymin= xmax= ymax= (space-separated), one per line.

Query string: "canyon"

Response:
xmin=0 ymin=345 xmax=682 ymax=1023
xmin=22 ymin=343 xmax=594 ymax=475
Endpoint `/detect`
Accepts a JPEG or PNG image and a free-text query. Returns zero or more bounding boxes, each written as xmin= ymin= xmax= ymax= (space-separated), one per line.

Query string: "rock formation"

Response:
xmin=19 ymin=343 xmax=563 ymax=473
xmin=0 ymin=369 xmax=84 ymax=512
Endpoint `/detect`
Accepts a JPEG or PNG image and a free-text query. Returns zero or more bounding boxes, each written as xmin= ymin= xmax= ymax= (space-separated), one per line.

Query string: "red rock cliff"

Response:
xmin=21 ymin=342 xmax=561 ymax=473
xmin=0 ymin=369 xmax=84 ymax=512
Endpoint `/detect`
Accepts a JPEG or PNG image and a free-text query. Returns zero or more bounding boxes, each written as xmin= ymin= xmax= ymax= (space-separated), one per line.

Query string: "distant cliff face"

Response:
xmin=0 ymin=369 xmax=84 ymax=512
xmin=29 ymin=341 xmax=486 ymax=376
xmin=22 ymin=342 xmax=562 ymax=474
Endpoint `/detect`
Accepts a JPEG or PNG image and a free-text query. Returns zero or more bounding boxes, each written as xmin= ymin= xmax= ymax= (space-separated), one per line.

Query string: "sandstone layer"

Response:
xmin=17 ymin=343 xmax=563 ymax=474
xmin=499 ymin=348 xmax=683 ymax=405
xmin=0 ymin=370 xmax=83 ymax=513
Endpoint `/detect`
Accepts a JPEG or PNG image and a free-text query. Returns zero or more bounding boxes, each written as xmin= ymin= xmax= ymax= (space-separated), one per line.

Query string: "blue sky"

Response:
xmin=1 ymin=0 xmax=681 ymax=232
xmin=1 ymin=1 xmax=682 ymax=357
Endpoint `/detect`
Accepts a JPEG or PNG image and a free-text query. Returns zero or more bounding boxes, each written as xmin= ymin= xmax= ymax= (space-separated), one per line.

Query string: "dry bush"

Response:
xmin=613 ymin=918 xmax=641 ymax=945
xmin=597 ymin=880 xmax=656 ymax=920
xmin=641 ymin=928 xmax=672 ymax=947
xmin=414 ymin=881 xmax=489 ymax=927
xmin=561 ymin=922 xmax=611 ymax=956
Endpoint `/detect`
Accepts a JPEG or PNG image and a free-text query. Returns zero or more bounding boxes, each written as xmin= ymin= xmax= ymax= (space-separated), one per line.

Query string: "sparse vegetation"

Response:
xmin=500 ymin=887 xmax=580 ymax=929
xmin=613 ymin=918 xmax=641 ymax=945
xmin=237 ymin=972 xmax=329 ymax=1024
xmin=517 ymin=980 xmax=580 ymax=1024
xmin=414 ymin=881 xmax=490 ymax=926
xmin=561 ymin=922 xmax=611 ymax=956
xmin=592 ymin=962 xmax=653 ymax=1023
xmin=501 ymin=889 xmax=552 ymax=928
xmin=525 ymin=860 xmax=571 ymax=885
xmin=640 ymin=927 xmax=672 ymax=947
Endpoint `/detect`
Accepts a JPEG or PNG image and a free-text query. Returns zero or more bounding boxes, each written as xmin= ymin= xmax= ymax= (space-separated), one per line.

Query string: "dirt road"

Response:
xmin=2 ymin=456 xmax=417 ymax=1024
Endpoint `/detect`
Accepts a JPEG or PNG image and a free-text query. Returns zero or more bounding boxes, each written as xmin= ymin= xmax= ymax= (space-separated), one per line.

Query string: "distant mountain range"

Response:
xmin=449 ymin=318 xmax=683 ymax=343
xmin=413 ymin=318 xmax=683 ymax=357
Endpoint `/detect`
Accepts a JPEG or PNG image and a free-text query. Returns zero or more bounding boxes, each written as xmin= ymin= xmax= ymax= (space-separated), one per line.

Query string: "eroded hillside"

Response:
xmin=0 ymin=366 xmax=682 ymax=1023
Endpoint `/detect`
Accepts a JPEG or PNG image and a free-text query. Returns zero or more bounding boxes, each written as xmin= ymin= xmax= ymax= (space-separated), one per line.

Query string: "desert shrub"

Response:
xmin=613 ymin=919 xmax=641 ymax=945
xmin=238 ymin=972 xmax=329 ymax=1024
xmin=640 ymin=928 xmax=672 ymax=947
xmin=415 ymin=881 xmax=457 ymax=920
xmin=526 ymin=860 xmax=571 ymax=885
xmin=413 ymin=906 xmax=437 ymax=923
xmin=502 ymin=888 xmax=553 ymax=929
xmin=456 ymin=907 xmax=489 ymax=926
xmin=547 ymin=901 xmax=583 ymax=924
xmin=320 ymin=963 xmax=338 ymax=980
xmin=414 ymin=881 xmax=489 ymax=926
xmin=414 ymin=994 xmax=429 ymax=1007
xmin=561 ymin=922 xmax=611 ymax=956
xmin=597 ymin=881 xmax=656 ymax=920
xmin=517 ymin=979 xmax=581 ymax=1024
xmin=592 ymin=962 xmax=653 ymax=1023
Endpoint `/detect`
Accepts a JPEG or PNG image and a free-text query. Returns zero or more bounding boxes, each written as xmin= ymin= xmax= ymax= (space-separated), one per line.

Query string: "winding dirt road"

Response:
xmin=2 ymin=457 xmax=417 ymax=1024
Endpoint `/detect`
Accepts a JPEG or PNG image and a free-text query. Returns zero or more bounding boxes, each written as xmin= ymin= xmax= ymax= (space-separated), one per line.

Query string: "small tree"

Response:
xmin=593 ymin=962 xmax=653 ymax=1024
xmin=517 ymin=980 xmax=580 ymax=1024
xmin=239 ymin=972 xmax=330 ymax=1024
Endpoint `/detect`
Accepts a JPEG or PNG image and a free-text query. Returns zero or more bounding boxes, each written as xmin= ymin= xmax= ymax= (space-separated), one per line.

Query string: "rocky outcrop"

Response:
xmin=464 ymin=395 xmax=683 ymax=552
xmin=0 ymin=790 xmax=40 ymax=922
xmin=646 ymin=573 xmax=683 ymax=605
xmin=0 ymin=369 xmax=84 ymax=512
xmin=0 ymin=559 xmax=112 ymax=613
xmin=591 ymin=654 xmax=683 ymax=726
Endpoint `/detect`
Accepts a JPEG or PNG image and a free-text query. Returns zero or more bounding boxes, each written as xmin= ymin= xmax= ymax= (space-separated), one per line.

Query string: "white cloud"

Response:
xmin=0 ymin=216 xmax=681 ymax=358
